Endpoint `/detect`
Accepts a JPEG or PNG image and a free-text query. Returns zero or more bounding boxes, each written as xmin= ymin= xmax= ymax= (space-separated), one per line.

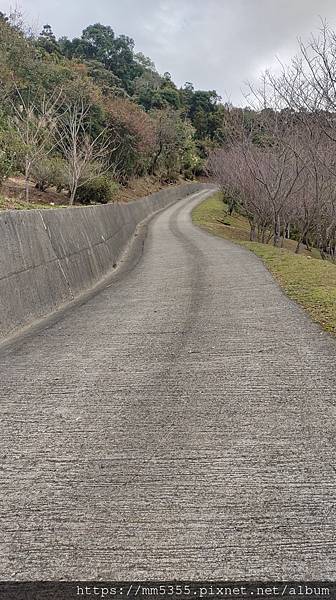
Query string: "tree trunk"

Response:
xmin=249 ymin=223 xmax=256 ymax=241
xmin=150 ymin=142 xmax=163 ymax=176
xmin=69 ymin=186 xmax=76 ymax=206
xmin=25 ymin=160 xmax=30 ymax=203
xmin=273 ymin=214 xmax=281 ymax=247
xmin=303 ymin=234 xmax=312 ymax=252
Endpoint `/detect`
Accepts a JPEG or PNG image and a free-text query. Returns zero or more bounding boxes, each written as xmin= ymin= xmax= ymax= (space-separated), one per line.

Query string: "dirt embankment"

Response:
xmin=0 ymin=175 xmax=200 ymax=211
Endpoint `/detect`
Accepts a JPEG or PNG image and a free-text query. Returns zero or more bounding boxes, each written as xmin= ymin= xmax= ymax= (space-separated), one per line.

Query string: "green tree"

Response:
xmin=150 ymin=109 xmax=199 ymax=181
xmin=0 ymin=110 xmax=17 ymax=183
xmin=180 ymin=88 xmax=222 ymax=140
xmin=61 ymin=24 xmax=143 ymax=93
xmin=36 ymin=24 xmax=62 ymax=56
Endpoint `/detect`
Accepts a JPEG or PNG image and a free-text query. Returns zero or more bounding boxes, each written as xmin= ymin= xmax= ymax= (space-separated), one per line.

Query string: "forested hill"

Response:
xmin=0 ymin=11 xmax=226 ymax=205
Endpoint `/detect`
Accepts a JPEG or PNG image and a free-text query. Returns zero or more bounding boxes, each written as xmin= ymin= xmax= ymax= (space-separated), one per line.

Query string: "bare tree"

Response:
xmin=55 ymin=100 xmax=119 ymax=205
xmin=260 ymin=23 xmax=336 ymax=259
xmin=9 ymin=85 xmax=60 ymax=202
xmin=208 ymin=23 xmax=336 ymax=261
xmin=208 ymin=104 xmax=305 ymax=246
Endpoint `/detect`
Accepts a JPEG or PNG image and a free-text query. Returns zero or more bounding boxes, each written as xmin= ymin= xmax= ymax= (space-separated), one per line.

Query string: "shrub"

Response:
xmin=31 ymin=157 xmax=69 ymax=192
xmin=75 ymin=176 xmax=119 ymax=205
xmin=0 ymin=150 xmax=13 ymax=184
xmin=0 ymin=125 xmax=17 ymax=184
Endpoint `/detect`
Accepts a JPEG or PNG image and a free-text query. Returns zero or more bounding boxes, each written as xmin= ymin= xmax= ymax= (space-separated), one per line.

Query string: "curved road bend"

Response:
xmin=1 ymin=189 xmax=336 ymax=580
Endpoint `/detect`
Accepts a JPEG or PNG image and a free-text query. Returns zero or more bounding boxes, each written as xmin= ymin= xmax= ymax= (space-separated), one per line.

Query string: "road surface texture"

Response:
xmin=1 ymin=188 xmax=336 ymax=581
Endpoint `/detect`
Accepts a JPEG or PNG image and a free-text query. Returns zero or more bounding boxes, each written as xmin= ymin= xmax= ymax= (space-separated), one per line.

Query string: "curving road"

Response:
xmin=1 ymin=188 xmax=336 ymax=580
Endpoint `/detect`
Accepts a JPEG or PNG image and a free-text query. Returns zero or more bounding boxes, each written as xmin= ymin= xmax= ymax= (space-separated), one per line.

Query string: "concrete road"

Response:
xmin=1 ymin=189 xmax=336 ymax=581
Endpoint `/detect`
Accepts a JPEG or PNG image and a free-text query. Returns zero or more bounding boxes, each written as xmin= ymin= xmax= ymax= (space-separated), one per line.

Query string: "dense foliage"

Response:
xmin=0 ymin=11 xmax=226 ymax=203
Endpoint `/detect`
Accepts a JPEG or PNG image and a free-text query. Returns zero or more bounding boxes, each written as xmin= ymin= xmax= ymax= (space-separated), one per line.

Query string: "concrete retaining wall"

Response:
xmin=0 ymin=182 xmax=207 ymax=341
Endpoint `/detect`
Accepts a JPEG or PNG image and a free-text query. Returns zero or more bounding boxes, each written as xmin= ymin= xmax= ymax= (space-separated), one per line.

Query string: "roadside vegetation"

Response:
xmin=1 ymin=10 xmax=336 ymax=333
xmin=198 ymin=22 xmax=336 ymax=335
xmin=207 ymin=23 xmax=336 ymax=264
xmin=193 ymin=192 xmax=336 ymax=335
xmin=0 ymin=11 xmax=226 ymax=209
xmin=0 ymin=194 xmax=67 ymax=210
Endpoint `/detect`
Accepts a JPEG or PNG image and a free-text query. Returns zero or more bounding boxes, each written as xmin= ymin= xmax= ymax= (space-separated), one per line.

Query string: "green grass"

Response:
xmin=0 ymin=196 xmax=67 ymax=211
xmin=192 ymin=192 xmax=336 ymax=335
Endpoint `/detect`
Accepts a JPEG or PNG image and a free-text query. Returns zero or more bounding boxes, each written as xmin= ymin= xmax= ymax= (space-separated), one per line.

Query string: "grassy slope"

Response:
xmin=192 ymin=192 xmax=336 ymax=335
xmin=0 ymin=196 xmax=68 ymax=211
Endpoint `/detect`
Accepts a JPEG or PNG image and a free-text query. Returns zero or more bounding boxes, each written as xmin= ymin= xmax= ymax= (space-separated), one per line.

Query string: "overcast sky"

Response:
xmin=3 ymin=0 xmax=336 ymax=104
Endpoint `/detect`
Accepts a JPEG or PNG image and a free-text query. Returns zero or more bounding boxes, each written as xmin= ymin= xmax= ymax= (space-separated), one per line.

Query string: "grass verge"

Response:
xmin=192 ymin=192 xmax=336 ymax=335
xmin=0 ymin=196 xmax=68 ymax=211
